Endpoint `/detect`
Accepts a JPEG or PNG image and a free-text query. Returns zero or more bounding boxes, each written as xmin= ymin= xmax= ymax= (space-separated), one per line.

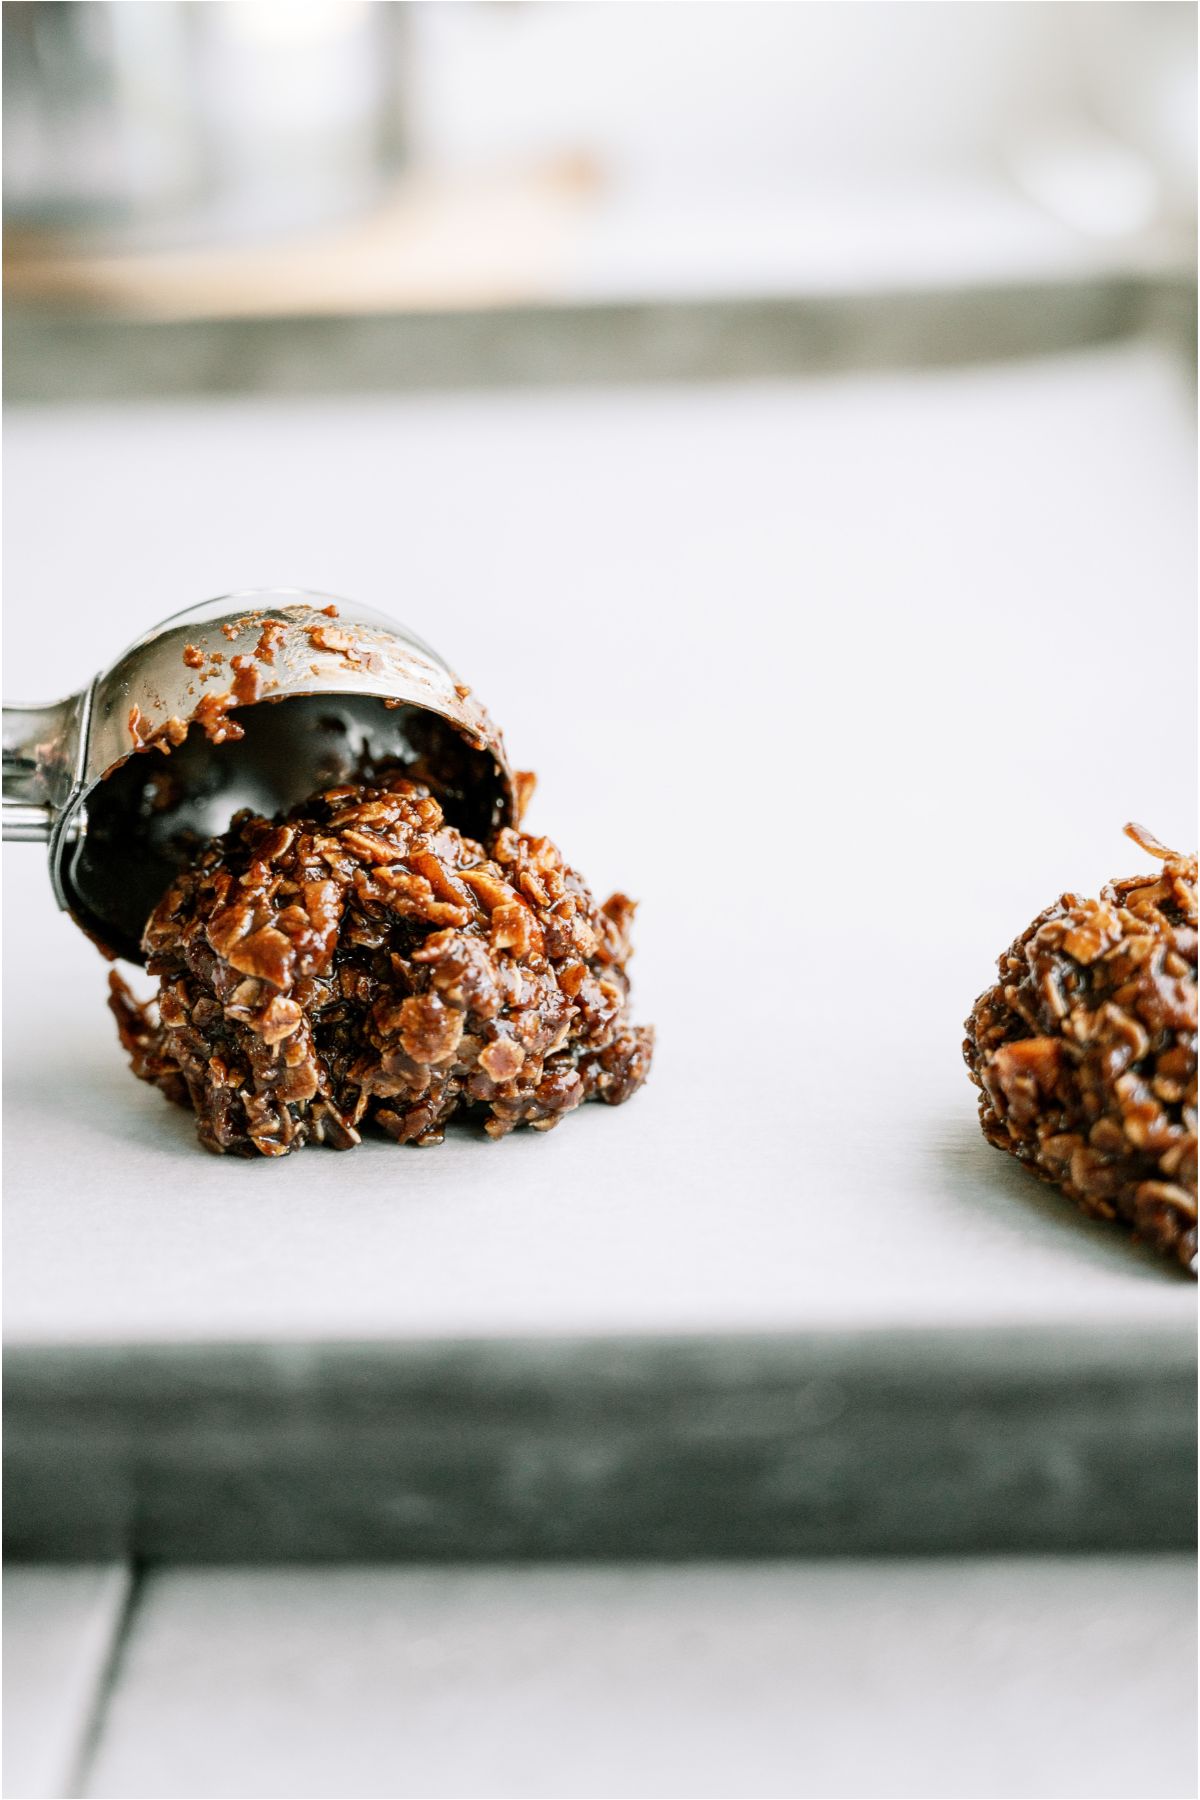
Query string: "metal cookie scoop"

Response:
xmin=2 ymin=587 xmax=515 ymax=962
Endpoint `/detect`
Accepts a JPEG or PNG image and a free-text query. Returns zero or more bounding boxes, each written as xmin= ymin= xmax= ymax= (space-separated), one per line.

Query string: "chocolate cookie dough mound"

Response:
xmin=110 ymin=778 xmax=654 ymax=1157
xmin=963 ymin=824 xmax=1197 ymax=1271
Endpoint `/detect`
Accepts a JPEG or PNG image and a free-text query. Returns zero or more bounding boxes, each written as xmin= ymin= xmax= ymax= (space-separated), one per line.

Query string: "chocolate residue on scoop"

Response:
xmin=963 ymin=824 xmax=1197 ymax=1272
xmin=109 ymin=775 xmax=653 ymax=1157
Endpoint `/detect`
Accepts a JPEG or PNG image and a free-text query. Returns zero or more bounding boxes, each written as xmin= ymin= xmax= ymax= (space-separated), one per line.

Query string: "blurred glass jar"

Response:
xmin=3 ymin=0 xmax=408 ymax=248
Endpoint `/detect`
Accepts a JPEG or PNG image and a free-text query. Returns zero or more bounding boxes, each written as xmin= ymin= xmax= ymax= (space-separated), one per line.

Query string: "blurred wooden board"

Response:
xmin=4 ymin=164 xmax=591 ymax=320
xmin=5 ymin=163 xmax=1194 ymax=405
xmin=4 ymin=164 xmax=1168 ymax=322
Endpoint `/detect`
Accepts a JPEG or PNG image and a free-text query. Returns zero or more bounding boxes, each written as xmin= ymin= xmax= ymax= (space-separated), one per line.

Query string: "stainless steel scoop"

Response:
xmin=2 ymin=587 xmax=515 ymax=961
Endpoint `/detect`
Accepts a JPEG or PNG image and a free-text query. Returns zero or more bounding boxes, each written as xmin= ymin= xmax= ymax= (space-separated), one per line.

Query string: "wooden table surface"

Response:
xmin=5 ymin=1558 xmax=1195 ymax=1799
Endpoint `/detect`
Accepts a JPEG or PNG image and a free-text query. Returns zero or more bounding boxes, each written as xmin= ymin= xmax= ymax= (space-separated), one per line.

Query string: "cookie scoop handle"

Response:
xmin=2 ymin=692 xmax=89 ymax=843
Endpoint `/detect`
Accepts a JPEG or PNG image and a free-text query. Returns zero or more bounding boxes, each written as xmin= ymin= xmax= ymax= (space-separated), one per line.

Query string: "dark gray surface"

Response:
xmin=5 ymin=1325 xmax=1194 ymax=1561
xmin=5 ymin=273 xmax=1192 ymax=403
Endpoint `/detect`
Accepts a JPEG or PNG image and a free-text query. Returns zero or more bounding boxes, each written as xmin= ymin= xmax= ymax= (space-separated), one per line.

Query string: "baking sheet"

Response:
xmin=4 ymin=346 xmax=1194 ymax=1552
xmin=5 ymin=343 xmax=1195 ymax=1345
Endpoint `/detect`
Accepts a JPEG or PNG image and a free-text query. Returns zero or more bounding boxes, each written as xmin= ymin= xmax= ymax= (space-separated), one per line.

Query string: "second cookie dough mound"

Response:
xmin=963 ymin=824 xmax=1197 ymax=1270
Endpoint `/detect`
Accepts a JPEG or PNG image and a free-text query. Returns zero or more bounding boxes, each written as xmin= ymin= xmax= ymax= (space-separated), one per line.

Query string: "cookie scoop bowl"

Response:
xmin=6 ymin=585 xmax=654 ymax=1159
xmin=2 ymin=588 xmax=516 ymax=962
